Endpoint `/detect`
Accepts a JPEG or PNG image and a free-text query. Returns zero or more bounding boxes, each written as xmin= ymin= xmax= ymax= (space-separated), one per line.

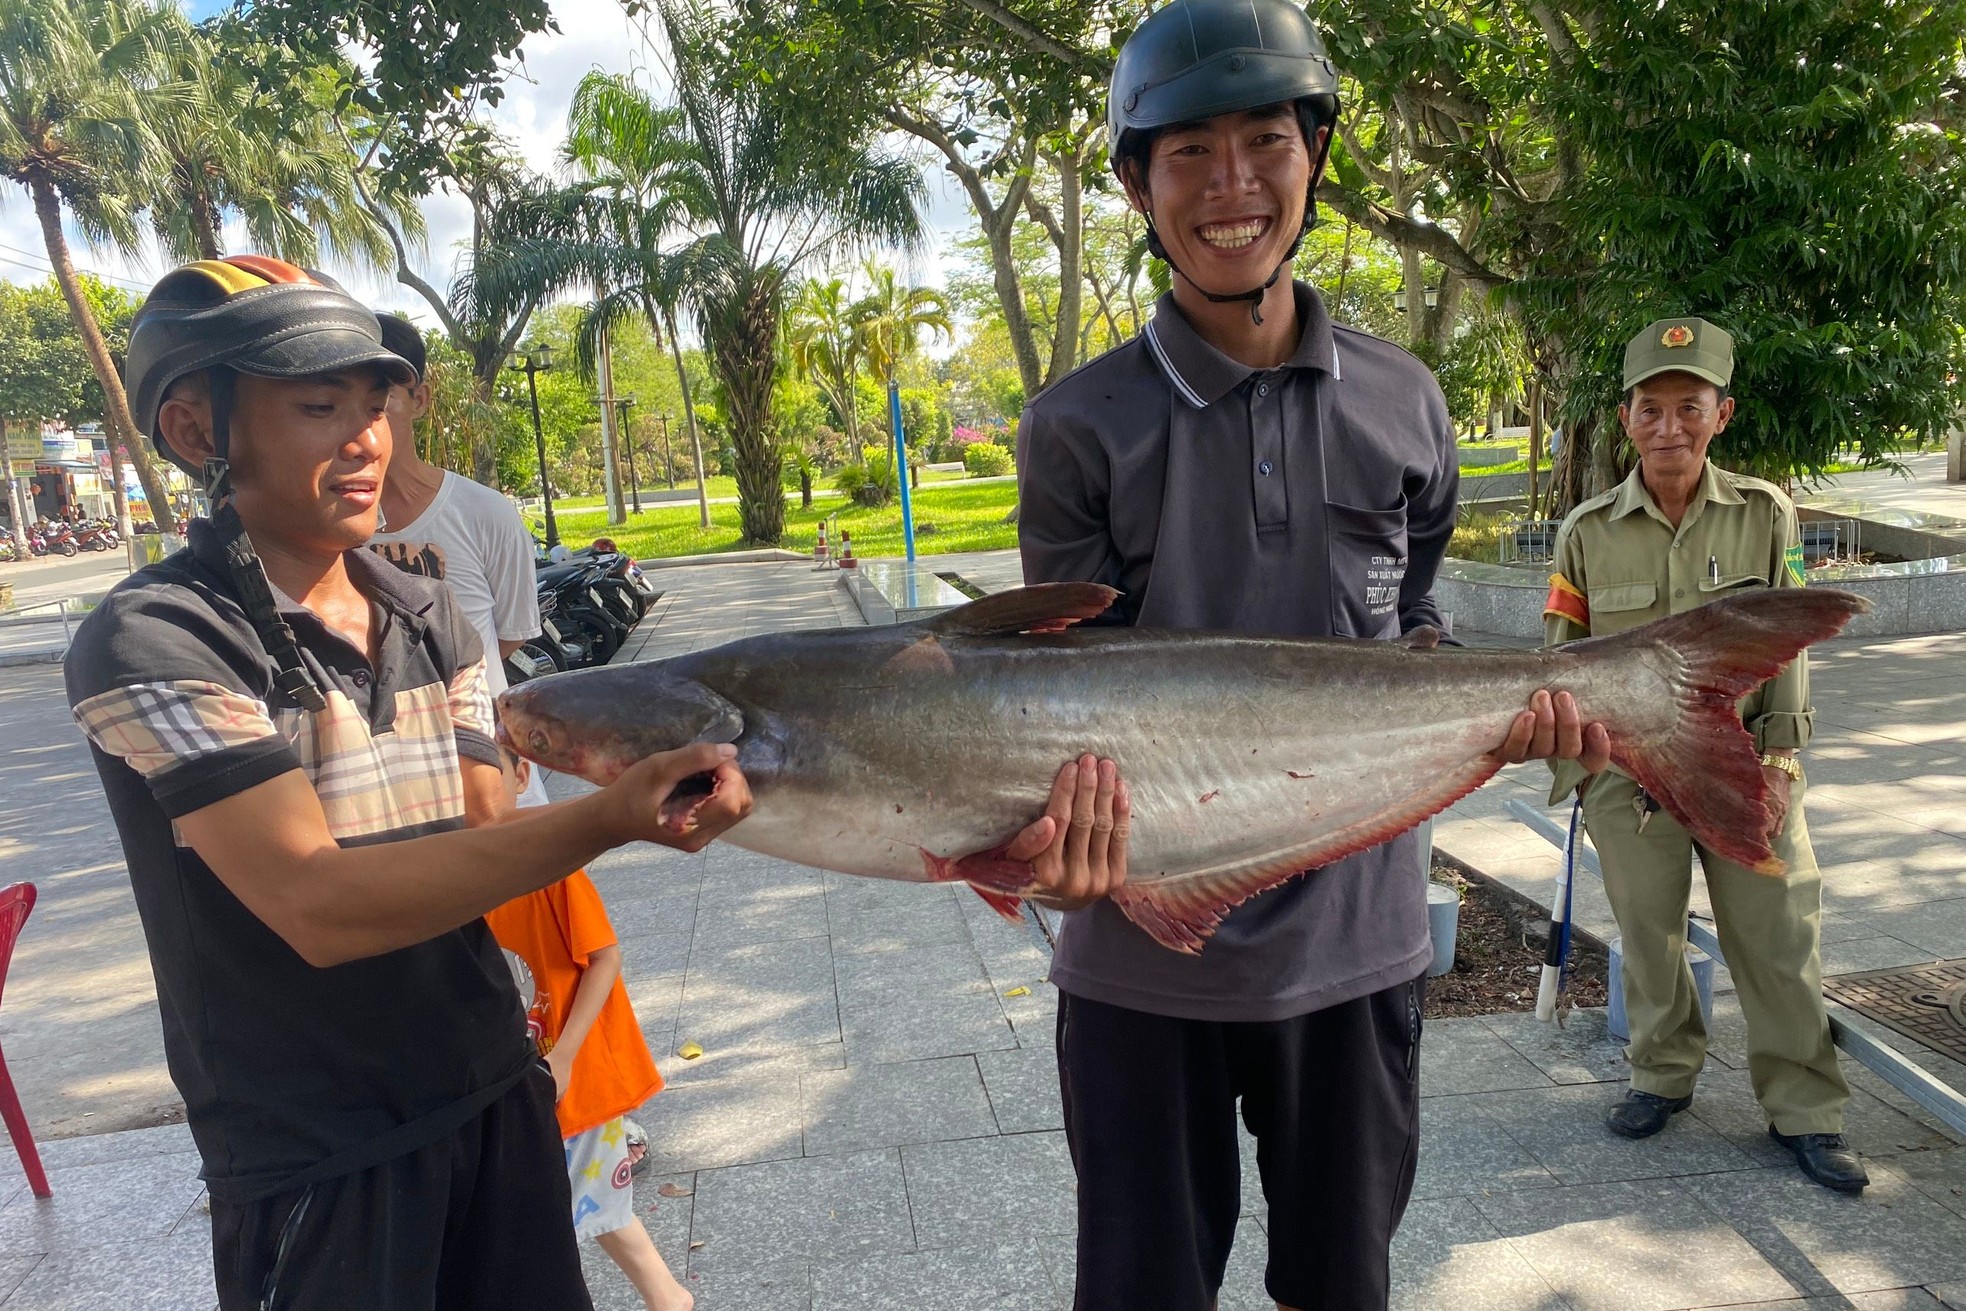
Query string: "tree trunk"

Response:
xmin=661 ymin=308 xmax=711 ymax=528
xmin=33 ymin=176 xmax=174 ymax=531
xmin=717 ymin=280 xmax=786 ymax=546
xmin=799 ymin=468 xmax=813 ymax=509
xmin=1043 ymin=150 xmax=1084 ymax=388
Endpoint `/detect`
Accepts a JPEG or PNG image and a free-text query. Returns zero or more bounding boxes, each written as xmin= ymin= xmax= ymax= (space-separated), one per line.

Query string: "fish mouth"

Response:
xmin=659 ymin=769 xmax=721 ymax=835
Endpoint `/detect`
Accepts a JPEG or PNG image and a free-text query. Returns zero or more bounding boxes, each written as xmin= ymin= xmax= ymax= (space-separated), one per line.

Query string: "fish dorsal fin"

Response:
xmin=926 ymin=582 xmax=1119 ymax=636
xmin=1406 ymin=626 xmax=1441 ymax=651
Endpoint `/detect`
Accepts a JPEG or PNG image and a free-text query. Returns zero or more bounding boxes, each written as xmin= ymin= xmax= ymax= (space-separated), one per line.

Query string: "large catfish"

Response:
xmin=497 ymin=583 xmax=1868 ymax=953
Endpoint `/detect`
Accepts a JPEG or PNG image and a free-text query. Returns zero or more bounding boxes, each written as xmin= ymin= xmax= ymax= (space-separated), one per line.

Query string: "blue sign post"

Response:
xmin=889 ymin=379 xmax=916 ymax=562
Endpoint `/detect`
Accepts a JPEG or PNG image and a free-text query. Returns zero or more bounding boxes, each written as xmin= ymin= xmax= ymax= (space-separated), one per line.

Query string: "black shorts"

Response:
xmin=211 ymin=1063 xmax=592 ymax=1311
xmin=1057 ymin=978 xmax=1423 ymax=1311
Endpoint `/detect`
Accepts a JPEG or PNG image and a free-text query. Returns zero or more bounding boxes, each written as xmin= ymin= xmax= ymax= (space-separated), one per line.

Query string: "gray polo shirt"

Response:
xmin=1016 ymin=282 xmax=1457 ymax=1022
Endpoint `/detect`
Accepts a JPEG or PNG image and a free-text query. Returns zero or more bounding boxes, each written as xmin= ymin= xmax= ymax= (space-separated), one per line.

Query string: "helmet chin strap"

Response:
xmin=201 ymin=369 xmax=329 ymax=713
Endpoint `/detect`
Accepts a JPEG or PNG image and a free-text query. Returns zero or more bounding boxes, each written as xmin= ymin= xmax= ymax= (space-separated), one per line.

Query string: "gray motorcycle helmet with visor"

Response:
xmin=1108 ymin=0 xmax=1341 ymax=323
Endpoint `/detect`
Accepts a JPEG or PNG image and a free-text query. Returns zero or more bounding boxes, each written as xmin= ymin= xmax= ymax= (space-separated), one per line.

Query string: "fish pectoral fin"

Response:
xmin=968 ymin=885 xmax=1027 ymax=925
xmin=925 ymin=582 xmax=1119 ymax=637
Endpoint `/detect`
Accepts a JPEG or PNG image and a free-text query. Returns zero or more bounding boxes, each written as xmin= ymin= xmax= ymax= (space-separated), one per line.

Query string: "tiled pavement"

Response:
xmin=0 ymin=549 xmax=1960 ymax=1308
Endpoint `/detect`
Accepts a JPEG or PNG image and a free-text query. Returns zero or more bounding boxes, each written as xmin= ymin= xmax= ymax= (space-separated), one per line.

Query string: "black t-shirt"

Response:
xmin=65 ymin=520 xmax=531 ymax=1203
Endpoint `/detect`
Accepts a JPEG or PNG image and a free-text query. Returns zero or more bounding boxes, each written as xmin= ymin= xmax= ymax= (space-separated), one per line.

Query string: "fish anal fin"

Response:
xmin=1112 ymin=752 xmax=1504 ymax=954
xmin=926 ymin=583 xmax=1120 ymax=637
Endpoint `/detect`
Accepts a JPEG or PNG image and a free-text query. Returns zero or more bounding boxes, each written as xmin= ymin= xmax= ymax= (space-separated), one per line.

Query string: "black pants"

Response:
xmin=1058 ymin=978 xmax=1423 ymax=1311
xmin=212 ymin=1065 xmax=592 ymax=1311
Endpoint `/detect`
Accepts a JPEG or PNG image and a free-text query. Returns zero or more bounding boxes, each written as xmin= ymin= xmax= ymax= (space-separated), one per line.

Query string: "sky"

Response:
xmin=0 ymin=0 xmax=976 ymax=331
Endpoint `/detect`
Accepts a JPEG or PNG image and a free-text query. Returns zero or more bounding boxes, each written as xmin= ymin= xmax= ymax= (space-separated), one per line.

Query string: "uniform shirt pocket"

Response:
xmin=1699 ymin=571 xmax=1769 ymax=594
xmin=1326 ymin=499 xmax=1409 ymax=637
xmin=1588 ymin=580 xmax=1657 ymax=614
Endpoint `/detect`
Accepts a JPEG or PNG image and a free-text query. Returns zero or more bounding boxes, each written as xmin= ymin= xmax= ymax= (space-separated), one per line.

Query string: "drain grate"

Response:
xmin=1823 ymin=958 xmax=1966 ymax=1065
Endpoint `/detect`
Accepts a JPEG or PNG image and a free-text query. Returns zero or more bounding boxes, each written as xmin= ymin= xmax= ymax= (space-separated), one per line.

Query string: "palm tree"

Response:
xmin=786 ymin=276 xmax=865 ymax=462
xmin=0 ymin=0 xmax=181 ymax=522
xmin=637 ymin=4 xmax=924 ymax=545
xmin=146 ymin=34 xmax=403 ymax=269
xmin=852 ymin=260 xmax=950 ymax=487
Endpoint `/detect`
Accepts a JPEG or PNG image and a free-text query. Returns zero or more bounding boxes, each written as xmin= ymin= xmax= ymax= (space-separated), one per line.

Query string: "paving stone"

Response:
xmin=680 ymin=1257 xmax=813 ymax=1311
xmin=1480 ymin=1008 xmax=1631 ymax=1085
xmin=1411 ymin=1096 xmax=1562 ymax=1200
xmin=902 ymin=1132 xmax=1077 ymax=1249
xmin=0 ymin=1152 xmax=205 ymax=1257
xmin=0 ymin=1231 xmax=210 ymax=1309
xmin=826 ymin=882 xmax=971 ymax=956
xmin=1677 ymin=1160 xmax=1966 ymax=1297
xmin=692 ymin=865 xmax=830 ymax=951
xmin=631 ymin=1071 xmax=804 ymax=1175
xmin=1820 ymin=935 xmax=1951 ymax=976
xmin=598 ymin=887 xmax=700 ymax=945
xmin=1685 ymin=1065 xmax=1954 ymax=1164
xmin=0 ymin=1256 xmax=40 ymax=1302
xmin=1421 ymin=1016 xmax=1558 ymax=1097
xmin=800 ymin=1056 xmax=999 ymax=1157
xmin=26 ymin=1122 xmax=194 ymax=1173
xmin=625 ymin=970 xmax=684 ymax=1064
xmin=1708 ymin=1291 xmax=1947 ymax=1311
xmin=1473 ymin=1177 xmax=1793 ymax=1311
xmin=689 ymin=1148 xmax=913 ymax=1276
xmin=1470 ymin=1083 xmax=1756 ymax=1185
xmin=616 ymin=929 xmax=693 ymax=980
xmin=1389 ymin=1196 xmax=1565 ymax=1311
xmin=808 ymin=1238 xmax=1054 ymax=1311
xmin=1859 ymin=898 xmax=1966 ymax=962
xmin=835 ymin=944 xmax=1016 ymax=1065
xmin=1211 ymin=1216 xmax=1279 ymax=1311
xmin=975 ymin=1045 xmax=1063 ymax=1135
xmin=1934 ymin=1282 xmax=1966 ymax=1310
xmin=1889 ymin=1146 xmax=1966 ymax=1221
xmin=676 ymin=936 xmax=840 ymax=1056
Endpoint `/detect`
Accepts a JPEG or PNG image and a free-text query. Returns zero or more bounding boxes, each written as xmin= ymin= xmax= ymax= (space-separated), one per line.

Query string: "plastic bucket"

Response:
xmin=1426 ymin=882 xmax=1460 ymax=978
xmin=1606 ymin=934 xmax=1716 ymax=1042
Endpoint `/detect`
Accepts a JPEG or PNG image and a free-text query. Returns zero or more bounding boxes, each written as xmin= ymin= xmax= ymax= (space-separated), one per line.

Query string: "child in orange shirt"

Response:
xmin=486 ymin=752 xmax=692 ymax=1311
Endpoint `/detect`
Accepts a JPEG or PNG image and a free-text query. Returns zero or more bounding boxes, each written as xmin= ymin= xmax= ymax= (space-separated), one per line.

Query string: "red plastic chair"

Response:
xmin=0 ymin=884 xmax=48 ymax=1198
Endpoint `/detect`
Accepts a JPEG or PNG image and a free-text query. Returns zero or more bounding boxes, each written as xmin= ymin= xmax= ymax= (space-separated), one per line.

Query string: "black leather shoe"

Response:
xmin=1769 ymin=1128 xmax=1869 ymax=1193
xmin=1606 ymin=1090 xmax=1694 ymax=1139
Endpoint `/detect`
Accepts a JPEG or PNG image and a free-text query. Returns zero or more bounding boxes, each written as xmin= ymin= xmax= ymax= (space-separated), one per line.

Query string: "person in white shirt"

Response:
xmin=370 ymin=315 xmax=551 ymax=808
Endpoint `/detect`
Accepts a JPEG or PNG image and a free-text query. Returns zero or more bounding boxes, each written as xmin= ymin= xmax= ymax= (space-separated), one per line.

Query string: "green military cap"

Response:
xmin=1622 ymin=316 xmax=1734 ymax=391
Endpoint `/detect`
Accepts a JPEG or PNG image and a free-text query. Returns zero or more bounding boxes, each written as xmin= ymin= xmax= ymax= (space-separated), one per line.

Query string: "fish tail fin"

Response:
xmin=1576 ymin=587 xmax=1866 ymax=873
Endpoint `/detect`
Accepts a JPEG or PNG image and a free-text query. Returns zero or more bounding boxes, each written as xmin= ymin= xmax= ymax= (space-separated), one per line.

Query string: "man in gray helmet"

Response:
xmin=1014 ymin=2 xmax=1606 ymax=1307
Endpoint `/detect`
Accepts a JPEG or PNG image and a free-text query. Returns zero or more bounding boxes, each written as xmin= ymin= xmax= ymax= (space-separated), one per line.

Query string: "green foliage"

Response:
xmin=963 ymin=442 xmax=1012 ymax=478
xmin=832 ymin=451 xmax=900 ymax=507
xmin=1512 ymin=0 xmax=1966 ymax=484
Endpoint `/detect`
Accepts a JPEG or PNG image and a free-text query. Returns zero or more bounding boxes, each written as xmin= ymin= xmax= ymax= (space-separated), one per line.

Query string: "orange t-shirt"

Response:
xmin=483 ymin=870 xmax=664 ymax=1139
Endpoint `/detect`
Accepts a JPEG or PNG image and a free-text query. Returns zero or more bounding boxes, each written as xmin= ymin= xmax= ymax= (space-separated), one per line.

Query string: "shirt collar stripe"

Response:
xmin=1332 ymin=341 xmax=1342 ymax=381
xmin=1145 ymin=320 xmax=1209 ymax=410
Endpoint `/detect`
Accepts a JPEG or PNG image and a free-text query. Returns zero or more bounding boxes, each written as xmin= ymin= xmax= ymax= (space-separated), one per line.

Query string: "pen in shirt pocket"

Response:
xmin=1708 ymin=554 xmax=1720 ymax=586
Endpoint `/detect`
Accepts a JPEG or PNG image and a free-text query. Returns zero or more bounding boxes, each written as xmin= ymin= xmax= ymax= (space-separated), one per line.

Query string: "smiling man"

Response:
xmin=64 ymin=257 xmax=751 ymax=1308
xmin=1015 ymin=3 xmax=1607 ymax=1308
xmin=1544 ymin=317 xmax=1863 ymax=1192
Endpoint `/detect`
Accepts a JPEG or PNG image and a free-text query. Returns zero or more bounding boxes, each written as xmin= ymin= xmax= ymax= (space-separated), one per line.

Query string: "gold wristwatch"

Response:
xmin=1758 ymin=753 xmax=1801 ymax=781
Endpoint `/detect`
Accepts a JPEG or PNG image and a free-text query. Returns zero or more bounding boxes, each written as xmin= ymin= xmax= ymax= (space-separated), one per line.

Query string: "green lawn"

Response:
xmin=550 ymin=466 xmax=973 ymax=516
xmin=561 ymin=479 xmax=1023 ymax=560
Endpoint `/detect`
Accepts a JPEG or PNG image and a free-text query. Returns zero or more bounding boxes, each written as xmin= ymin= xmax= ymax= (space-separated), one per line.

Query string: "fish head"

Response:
xmin=496 ymin=665 xmax=746 ymax=786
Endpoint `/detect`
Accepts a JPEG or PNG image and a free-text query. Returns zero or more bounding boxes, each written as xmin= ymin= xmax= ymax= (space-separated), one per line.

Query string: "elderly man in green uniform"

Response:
xmin=1544 ymin=316 xmax=1865 ymax=1192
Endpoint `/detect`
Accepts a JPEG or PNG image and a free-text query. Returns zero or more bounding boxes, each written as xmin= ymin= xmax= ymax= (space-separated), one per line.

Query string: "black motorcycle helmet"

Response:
xmin=1108 ymin=0 xmax=1341 ymax=321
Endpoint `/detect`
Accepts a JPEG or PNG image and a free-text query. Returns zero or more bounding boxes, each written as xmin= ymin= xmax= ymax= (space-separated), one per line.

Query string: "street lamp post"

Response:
xmin=615 ymin=394 xmax=641 ymax=514
xmin=510 ymin=343 xmax=559 ymax=547
xmin=658 ymin=414 xmax=677 ymax=489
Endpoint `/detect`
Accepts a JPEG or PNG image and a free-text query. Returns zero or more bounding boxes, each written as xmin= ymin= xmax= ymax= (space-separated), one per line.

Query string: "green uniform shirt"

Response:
xmin=1545 ymin=460 xmax=1813 ymax=803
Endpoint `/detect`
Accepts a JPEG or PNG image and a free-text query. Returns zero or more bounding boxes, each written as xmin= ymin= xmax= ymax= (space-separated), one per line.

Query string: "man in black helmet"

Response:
xmin=64 ymin=257 xmax=751 ymax=1309
xmin=1014 ymin=3 xmax=1606 ymax=1308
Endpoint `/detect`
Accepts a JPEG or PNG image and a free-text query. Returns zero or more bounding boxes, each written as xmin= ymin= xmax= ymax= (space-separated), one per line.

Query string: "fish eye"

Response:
xmin=528 ymin=728 xmax=551 ymax=754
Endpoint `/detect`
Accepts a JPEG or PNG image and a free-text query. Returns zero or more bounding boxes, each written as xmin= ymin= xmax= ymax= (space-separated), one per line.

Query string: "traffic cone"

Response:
xmin=838 ymin=529 xmax=857 ymax=569
xmin=812 ymin=521 xmax=831 ymax=570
